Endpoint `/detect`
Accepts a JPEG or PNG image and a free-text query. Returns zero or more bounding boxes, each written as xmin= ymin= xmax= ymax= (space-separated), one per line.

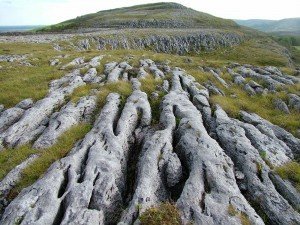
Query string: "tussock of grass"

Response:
xmin=139 ymin=202 xmax=181 ymax=225
xmin=228 ymin=204 xmax=251 ymax=225
xmin=228 ymin=204 xmax=238 ymax=217
xmin=0 ymin=145 xmax=36 ymax=181
xmin=69 ymin=84 xmax=99 ymax=103
xmin=275 ymin=161 xmax=300 ymax=192
xmin=140 ymin=77 xmax=165 ymax=124
xmin=140 ymin=77 xmax=163 ymax=95
xmin=5 ymin=124 xmax=91 ymax=199
xmin=96 ymin=81 xmax=132 ymax=109
xmin=240 ymin=212 xmax=251 ymax=225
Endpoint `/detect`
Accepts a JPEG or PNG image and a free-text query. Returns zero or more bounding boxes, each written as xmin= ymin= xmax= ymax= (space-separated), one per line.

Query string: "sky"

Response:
xmin=0 ymin=0 xmax=299 ymax=26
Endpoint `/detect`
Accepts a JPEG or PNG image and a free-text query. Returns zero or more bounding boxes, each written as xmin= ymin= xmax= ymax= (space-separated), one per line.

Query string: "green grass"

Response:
xmin=140 ymin=77 xmax=165 ymax=124
xmin=210 ymin=85 xmax=300 ymax=137
xmin=275 ymin=161 xmax=300 ymax=192
xmin=38 ymin=2 xmax=238 ymax=32
xmin=0 ymin=43 xmax=65 ymax=107
xmin=139 ymin=202 xmax=181 ymax=225
xmin=198 ymin=38 xmax=290 ymax=67
xmin=0 ymin=145 xmax=36 ymax=181
xmin=2 ymin=124 xmax=91 ymax=199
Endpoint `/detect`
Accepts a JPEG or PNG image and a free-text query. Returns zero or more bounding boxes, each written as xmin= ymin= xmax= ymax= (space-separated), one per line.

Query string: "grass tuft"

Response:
xmin=139 ymin=202 xmax=181 ymax=225
xmin=275 ymin=161 xmax=300 ymax=192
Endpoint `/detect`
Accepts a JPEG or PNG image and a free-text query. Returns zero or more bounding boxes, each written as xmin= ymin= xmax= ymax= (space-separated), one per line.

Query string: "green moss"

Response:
xmin=139 ymin=202 xmax=181 ymax=225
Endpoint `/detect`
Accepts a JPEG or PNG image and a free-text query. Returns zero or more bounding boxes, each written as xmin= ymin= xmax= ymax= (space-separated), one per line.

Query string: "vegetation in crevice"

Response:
xmin=139 ymin=202 xmax=181 ymax=225
xmin=5 ymin=124 xmax=92 ymax=200
xmin=275 ymin=161 xmax=300 ymax=192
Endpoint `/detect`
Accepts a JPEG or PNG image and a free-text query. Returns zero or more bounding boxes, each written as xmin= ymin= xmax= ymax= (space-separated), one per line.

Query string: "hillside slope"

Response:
xmin=40 ymin=2 xmax=238 ymax=32
xmin=235 ymin=18 xmax=300 ymax=35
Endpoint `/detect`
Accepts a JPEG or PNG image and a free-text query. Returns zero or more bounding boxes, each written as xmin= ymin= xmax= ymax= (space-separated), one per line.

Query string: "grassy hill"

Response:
xmin=235 ymin=18 xmax=300 ymax=35
xmin=39 ymin=2 xmax=239 ymax=32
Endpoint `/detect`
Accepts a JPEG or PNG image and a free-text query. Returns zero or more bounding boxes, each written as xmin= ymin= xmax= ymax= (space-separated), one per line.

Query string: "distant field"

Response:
xmin=295 ymin=46 xmax=300 ymax=51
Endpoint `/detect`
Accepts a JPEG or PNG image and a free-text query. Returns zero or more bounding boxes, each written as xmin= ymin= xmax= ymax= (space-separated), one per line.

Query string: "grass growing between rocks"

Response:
xmin=0 ymin=145 xmax=36 ymax=181
xmin=275 ymin=161 xmax=300 ymax=192
xmin=0 ymin=38 xmax=294 ymax=108
xmin=3 ymin=124 xmax=91 ymax=200
xmin=140 ymin=77 xmax=165 ymax=124
xmin=0 ymin=43 xmax=65 ymax=108
xmin=210 ymin=85 xmax=300 ymax=137
xmin=139 ymin=202 xmax=181 ymax=225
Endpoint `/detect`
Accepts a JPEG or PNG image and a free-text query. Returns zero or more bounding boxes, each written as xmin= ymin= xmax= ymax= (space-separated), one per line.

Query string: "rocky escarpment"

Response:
xmin=76 ymin=31 xmax=244 ymax=54
xmin=0 ymin=56 xmax=299 ymax=225
xmin=0 ymin=29 xmax=245 ymax=55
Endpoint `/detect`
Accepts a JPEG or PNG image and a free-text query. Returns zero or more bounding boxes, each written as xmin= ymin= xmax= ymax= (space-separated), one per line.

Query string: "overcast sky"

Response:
xmin=0 ymin=0 xmax=299 ymax=26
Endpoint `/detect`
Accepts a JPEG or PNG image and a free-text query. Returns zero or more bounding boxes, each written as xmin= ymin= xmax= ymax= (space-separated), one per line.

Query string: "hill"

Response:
xmin=39 ymin=2 xmax=239 ymax=32
xmin=235 ymin=18 xmax=300 ymax=35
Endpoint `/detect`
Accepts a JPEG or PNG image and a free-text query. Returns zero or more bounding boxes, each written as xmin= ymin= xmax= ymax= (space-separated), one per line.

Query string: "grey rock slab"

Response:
xmin=288 ymin=93 xmax=300 ymax=111
xmin=119 ymin=124 xmax=180 ymax=224
xmin=0 ymin=105 xmax=4 ymax=114
xmin=33 ymin=95 xmax=97 ymax=149
xmin=137 ymin=67 xmax=149 ymax=79
xmin=248 ymin=80 xmax=262 ymax=89
xmin=244 ymin=84 xmax=256 ymax=96
xmin=0 ymin=89 xmax=151 ymax=225
xmin=270 ymin=75 xmax=294 ymax=85
xmin=215 ymin=107 xmax=300 ymax=224
xmin=162 ymin=80 xmax=170 ymax=92
xmin=61 ymin=57 xmax=85 ymax=70
xmin=0 ymin=107 xmax=24 ymax=134
xmin=264 ymin=66 xmax=282 ymax=76
xmin=15 ymin=98 xmax=34 ymax=110
xmin=240 ymin=111 xmax=300 ymax=158
xmin=204 ymin=82 xmax=224 ymax=96
xmin=234 ymin=75 xmax=246 ymax=85
xmin=82 ymin=68 xmax=101 ymax=83
xmin=0 ymin=71 xmax=85 ymax=148
xmin=164 ymin=92 xmax=263 ymax=224
xmin=238 ymin=122 xmax=293 ymax=166
xmin=88 ymin=55 xmax=104 ymax=68
xmin=149 ymin=64 xmax=165 ymax=79
xmin=0 ymin=154 xmax=38 ymax=214
xmin=210 ymin=69 xmax=228 ymax=88
xmin=274 ymin=98 xmax=290 ymax=114
xmin=160 ymin=71 xmax=264 ymax=225
xmin=269 ymin=172 xmax=300 ymax=211
xmin=49 ymin=59 xmax=60 ymax=66
xmin=106 ymin=62 xmax=132 ymax=83
xmin=104 ymin=62 xmax=118 ymax=74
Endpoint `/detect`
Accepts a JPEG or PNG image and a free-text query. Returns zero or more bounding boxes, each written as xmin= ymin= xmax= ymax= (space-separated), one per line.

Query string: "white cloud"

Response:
xmin=0 ymin=0 xmax=299 ymax=25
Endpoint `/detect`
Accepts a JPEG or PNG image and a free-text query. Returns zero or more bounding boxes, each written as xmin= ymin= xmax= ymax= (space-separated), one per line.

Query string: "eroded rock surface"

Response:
xmin=0 ymin=59 xmax=299 ymax=225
